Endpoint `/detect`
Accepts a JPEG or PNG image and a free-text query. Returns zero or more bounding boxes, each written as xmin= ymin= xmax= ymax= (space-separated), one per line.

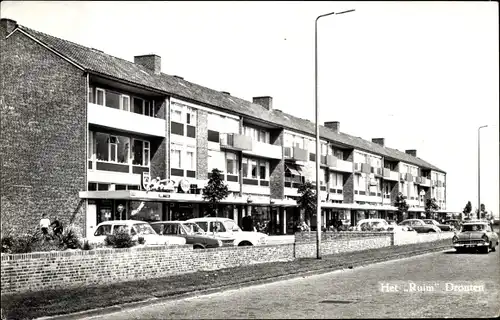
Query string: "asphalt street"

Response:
xmin=82 ymin=248 xmax=499 ymax=319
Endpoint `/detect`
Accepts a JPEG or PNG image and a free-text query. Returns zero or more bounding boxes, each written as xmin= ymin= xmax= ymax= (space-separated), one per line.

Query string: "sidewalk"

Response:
xmin=1 ymin=239 xmax=452 ymax=320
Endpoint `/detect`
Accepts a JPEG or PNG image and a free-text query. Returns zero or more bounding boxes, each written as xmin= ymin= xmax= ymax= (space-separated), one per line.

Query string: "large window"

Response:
xmin=329 ymin=172 xmax=343 ymax=189
xmin=91 ymin=87 xmax=155 ymax=117
xmin=243 ymin=126 xmax=270 ymax=144
xmin=95 ymin=133 xmax=130 ymax=163
xmin=243 ymin=157 xmax=269 ymax=181
xmin=226 ymin=152 xmax=239 ymax=175
xmin=170 ymin=102 xmax=197 ymax=138
xmin=133 ymin=97 xmax=154 ymax=116
xmin=170 ymin=144 xmax=182 ymax=169
xmin=170 ymin=143 xmax=196 ymax=177
xmin=132 ymin=139 xmax=150 ymax=166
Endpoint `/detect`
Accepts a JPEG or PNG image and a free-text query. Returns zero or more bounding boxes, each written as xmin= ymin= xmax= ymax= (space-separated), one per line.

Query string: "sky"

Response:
xmin=1 ymin=1 xmax=498 ymax=217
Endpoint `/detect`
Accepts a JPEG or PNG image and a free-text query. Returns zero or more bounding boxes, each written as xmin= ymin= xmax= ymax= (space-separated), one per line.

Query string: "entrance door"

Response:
xmin=87 ymin=202 xmax=97 ymax=237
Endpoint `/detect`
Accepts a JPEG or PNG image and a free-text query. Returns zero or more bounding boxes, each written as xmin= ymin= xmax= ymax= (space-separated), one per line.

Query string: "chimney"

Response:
xmin=324 ymin=121 xmax=340 ymax=133
xmin=405 ymin=149 xmax=417 ymax=157
xmin=372 ymin=138 xmax=385 ymax=147
xmin=1 ymin=18 xmax=17 ymax=37
xmin=253 ymin=96 xmax=273 ymax=110
xmin=134 ymin=54 xmax=161 ymax=75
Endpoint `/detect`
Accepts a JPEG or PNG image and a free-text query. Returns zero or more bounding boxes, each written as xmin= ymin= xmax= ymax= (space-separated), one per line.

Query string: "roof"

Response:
xmin=14 ymin=23 xmax=445 ymax=173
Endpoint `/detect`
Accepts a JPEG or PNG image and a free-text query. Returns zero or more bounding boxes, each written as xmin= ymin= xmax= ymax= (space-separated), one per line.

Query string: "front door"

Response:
xmin=86 ymin=202 xmax=97 ymax=237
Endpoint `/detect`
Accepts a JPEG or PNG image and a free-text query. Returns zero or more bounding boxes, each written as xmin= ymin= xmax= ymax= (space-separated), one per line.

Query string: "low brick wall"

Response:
xmin=1 ymin=244 xmax=294 ymax=294
xmin=295 ymin=231 xmax=391 ymax=243
xmin=393 ymin=231 xmax=454 ymax=246
xmin=295 ymin=235 xmax=393 ymax=258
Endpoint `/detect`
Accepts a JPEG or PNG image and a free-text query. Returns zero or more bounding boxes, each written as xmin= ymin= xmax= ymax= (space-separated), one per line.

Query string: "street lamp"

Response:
xmin=315 ymin=8 xmax=355 ymax=259
xmin=477 ymin=125 xmax=488 ymax=219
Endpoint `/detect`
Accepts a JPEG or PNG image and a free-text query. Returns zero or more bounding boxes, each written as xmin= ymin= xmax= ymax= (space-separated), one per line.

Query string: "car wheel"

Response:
xmin=427 ymin=229 xmax=436 ymax=233
xmin=490 ymin=242 xmax=496 ymax=252
xmin=238 ymin=241 xmax=253 ymax=246
xmin=193 ymin=245 xmax=205 ymax=249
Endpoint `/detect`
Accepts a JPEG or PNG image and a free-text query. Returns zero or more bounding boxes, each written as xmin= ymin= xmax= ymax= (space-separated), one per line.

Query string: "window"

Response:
xmin=209 ymin=221 xmax=226 ymax=232
xmin=243 ymin=126 xmax=270 ymax=144
xmin=133 ymin=139 xmax=150 ymax=166
xmin=186 ymin=107 xmax=196 ymax=125
xmin=121 ymin=95 xmax=130 ymax=111
xmin=293 ymin=136 xmax=304 ymax=149
xmin=170 ymin=144 xmax=182 ymax=169
xmin=196 ymin=222 xmax=208 ymax=232
xmin=208 ymin=150 xmax=225 ymax=172
xmin=171 ymin=107 xmax=182 ymax=122
xmin=95 ymin=133 xmax=129 ymax=163
xmin=259 ymin=161 xmax=266 ymax=180
xmin=96 ymin=88 xmax=105 ymax=105
xmin=243 ymin=157 xmax=269 ymax=181
xmin=186 ymin=147 xmax=195 ymax=170
xmin=250 ymin=159 xmax=258 ymax=179
xmin=226 ymin=152 xmax=238 ymax=175
xmin=321 ymin=144 xmax=328 ymax=156
xmin=94 ymin=225 xmax=112 ymax=236
xmin=171 ymin=102 xmax=196 ymax=138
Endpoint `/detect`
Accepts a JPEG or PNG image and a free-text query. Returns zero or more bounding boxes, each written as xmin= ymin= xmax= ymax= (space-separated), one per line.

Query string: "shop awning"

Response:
xmin=285 ymin=163 xmax=302 ymax=176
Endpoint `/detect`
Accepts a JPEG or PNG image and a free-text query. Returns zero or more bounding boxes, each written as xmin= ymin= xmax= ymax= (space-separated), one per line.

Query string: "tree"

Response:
xmin=202 ymin=168 xmax=230 ymax=217
xmin=463 ymin=201 xmax=472 ymax=219
xmin=425 ymin=198 xmax=440 ymax=219
xmin=297 ymin=181 xmax=317 ymax=226
xmin=393 ymin=192 xmax=409 ymax=222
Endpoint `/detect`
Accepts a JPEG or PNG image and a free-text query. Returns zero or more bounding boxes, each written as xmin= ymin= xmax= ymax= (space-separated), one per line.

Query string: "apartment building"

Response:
xmin=0 ymin=19 xmax=447 ymax=236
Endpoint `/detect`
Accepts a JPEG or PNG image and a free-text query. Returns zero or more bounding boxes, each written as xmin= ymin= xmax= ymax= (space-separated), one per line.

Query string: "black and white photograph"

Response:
xmin=1 ymin=1 xmax=498 ymax=319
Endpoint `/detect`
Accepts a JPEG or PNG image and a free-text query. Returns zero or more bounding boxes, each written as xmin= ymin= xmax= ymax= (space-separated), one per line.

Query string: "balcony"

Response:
xmin=330 ymin=158 xmax=353 ymax=173
xmin=361 ymin=163 xmax=371 ymax=174
xmin=243 ymin=140 xmax=282 ymax=160
xmin=420 ymin=177 xmax=430 ymax=187
xmin=437 ymin=180 xmax=443 ymax=187
xmin=284 ymin=146 xmax=308 ymax=162
xmin=326 ymin=155 xmax=336 ymax=167
xmin=220 ymin=133 xmax=252 ymax=151
xmin=88 ymin=103 xmax=165 ymax=137
xmin=371 ymin=167 xmax=382 ymax=176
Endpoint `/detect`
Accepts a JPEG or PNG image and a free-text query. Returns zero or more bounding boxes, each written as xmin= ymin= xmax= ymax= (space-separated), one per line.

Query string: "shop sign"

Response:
xmin=142 ymin=172 xmax=175 ymax=192
xmin=179 ymin=179 xmax=190 ymax=193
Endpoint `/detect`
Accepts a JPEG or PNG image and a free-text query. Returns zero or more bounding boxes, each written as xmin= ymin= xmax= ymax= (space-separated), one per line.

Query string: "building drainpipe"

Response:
xmin=84 ymin=72 xmax=89 ymax=237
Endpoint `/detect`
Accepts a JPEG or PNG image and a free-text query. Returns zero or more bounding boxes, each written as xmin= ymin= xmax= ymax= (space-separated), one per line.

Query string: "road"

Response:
xmin=83 ymin=249 xmax=499 ymax=319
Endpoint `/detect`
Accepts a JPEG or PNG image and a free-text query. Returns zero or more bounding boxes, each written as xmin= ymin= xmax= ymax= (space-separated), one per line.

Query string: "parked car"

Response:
xmin=350 ymin=219 xmax=414 ymax=232
xmin=422 ymin=219 xmax=455 ymax=232
xmin=187 ymin=217 xmax=268 ymax=246
xmin=398 ymin=219 xmax=441 ymax=233
xmin=444 ymin=219 xmax=462 ymax=230
xmin=88 ymin=220 xmax=186 ymax=246
xmin=452 ymin=222 xmax=499 ymax=253
xmin=150 ymin=221 xmax=235 ymax=249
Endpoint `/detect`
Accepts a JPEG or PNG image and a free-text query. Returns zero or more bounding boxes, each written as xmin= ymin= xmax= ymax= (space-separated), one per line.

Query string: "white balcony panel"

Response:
xmin=382 ymin=197 xmax=392 ymax=205
xmin=387 ymin=170 xmax=399 ymax=181
xmin=242 ymin=185 xmax=270 ymax=195
xmin=284 ymin=187 xmax=300 ymax=197
xmin=354 ymin=194 xmax=383 ymax=203
xmin=328 ymin=192 xmax=344 ymax=202
xmin=88 ymin=103 xmax=165 ymax=137
xmin=88 ymin=170 xmax=141 ymax=185
xmin=243 ymin=141 xmax=282 ymax=160
xmin=336 ymin=159 xmax=353 ymax=173
xmin=170 ymin=133 xmax=196 ymax=146
xmin=226 ymin=181 xmax=241 ymax=192
xmin=208 ymin=141 xmax=221 ymax=151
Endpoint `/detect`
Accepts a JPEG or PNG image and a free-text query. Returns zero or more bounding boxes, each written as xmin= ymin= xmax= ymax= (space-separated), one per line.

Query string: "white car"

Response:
xmin=352 ymin=219 xmax=414 ymax=232
xmin=187 ymin=217 xmax=268 ymax=246
xmin=88 ymin=220 xmax=186 ymax=246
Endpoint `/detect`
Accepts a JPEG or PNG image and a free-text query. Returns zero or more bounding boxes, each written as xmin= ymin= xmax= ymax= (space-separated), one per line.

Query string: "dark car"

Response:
xmin=422 ymin=219 xmax=455 ymax=232
xmin=453 ymin=222 xmax=499 ymax=253
xmin=398 ymin=219 xmax=441 ymax=233
xmin=150 ymin=221 xmax=234 ymax=249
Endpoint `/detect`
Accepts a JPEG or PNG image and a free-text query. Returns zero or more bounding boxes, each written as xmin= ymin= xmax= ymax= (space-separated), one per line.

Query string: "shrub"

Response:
xmin=1 ymin=235 xmax=15 ymax=253
xmin=105 ymin=229 xmax=135 ymax=248
xmin=82 ymin=240 xmax=93 ymax=250
xmin=59 ymin=225 xmax=82 ymax=249
xmin=138 ymin=236 xmax=145 ymax=245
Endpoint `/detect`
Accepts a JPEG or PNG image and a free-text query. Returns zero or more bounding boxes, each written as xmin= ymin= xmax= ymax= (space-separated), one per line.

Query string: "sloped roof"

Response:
xmin=17 ymin=24 xmax=444 ymax=173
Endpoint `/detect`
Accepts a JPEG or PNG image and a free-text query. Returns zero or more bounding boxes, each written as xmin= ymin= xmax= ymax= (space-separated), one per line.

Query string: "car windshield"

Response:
xmin=181 ymin=223 xmax=205 ymax=235
xmin=461 ymin=224 xmax=486 ymax=232
xmin=423 ymin=220 xmax=436 ymax=225
xmin=133 ymin=223 xmax=156 ymax=235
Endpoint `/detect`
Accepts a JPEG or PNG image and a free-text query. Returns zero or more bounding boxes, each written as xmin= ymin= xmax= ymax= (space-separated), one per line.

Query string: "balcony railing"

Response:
xmin=220 ymin=133 xmax=252 ymax=151
xmin=88 ymin=103 xmax=165 ymax=137
xmin=420 ymin=177 xmax=430 ymax=187
xmin=243 ymin=140 xmax=282 ymax=159
xmin=284 ymin=146 xmax=308 ymax=162
xmin=361 ymin=163 xmax=371 ymax=174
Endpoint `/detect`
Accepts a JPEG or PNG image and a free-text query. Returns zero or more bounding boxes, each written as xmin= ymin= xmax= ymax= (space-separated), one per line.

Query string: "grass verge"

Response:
xmin=1 ymin=240 xmax=451 ymax=320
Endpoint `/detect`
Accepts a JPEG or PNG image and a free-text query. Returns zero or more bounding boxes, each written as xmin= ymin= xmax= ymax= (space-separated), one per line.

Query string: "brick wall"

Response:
xmin=196 ymin=109 xmax=208 ymax=180
xmin=295 ymin=235 xmax=392 ymax=258
xmin=342 ymin=151 xmax=355 ymax=203
xmin=393 ymin=231 xmax=454 ymax=246
xmin=269 ymin=128 xmax=284 ymax=199
xmin=1 ymin=23 xmax=87 ymax=235
xmin=0 ymin=244 xmax=294 ymax=294
xmin=149 ymin=98 xmax=167 ymax=179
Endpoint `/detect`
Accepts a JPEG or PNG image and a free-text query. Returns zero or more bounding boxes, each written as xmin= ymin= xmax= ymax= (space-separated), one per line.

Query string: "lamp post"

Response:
xmin=477 ymin=125 xmax=488 ymax=219
xmin=315 ymin=9 xmax=355 ymax=259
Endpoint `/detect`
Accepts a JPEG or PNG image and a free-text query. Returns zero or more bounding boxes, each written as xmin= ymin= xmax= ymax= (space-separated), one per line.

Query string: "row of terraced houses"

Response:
xmin=0 ymin=18 xmax=448 ymax=236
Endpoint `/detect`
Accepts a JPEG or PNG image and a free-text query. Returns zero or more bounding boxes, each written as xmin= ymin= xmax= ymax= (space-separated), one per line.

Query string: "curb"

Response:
xmin=37 ymin=245 xmax=452 ymax=320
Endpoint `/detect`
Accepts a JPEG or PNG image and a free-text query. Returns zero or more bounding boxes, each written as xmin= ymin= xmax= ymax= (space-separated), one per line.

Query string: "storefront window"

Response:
xmin=130 ymin=201 xmax=163 ymax=222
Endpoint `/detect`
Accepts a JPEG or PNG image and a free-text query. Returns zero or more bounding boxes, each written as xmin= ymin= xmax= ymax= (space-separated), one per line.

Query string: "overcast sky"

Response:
xmin=1 ymin=1 xmax=498 ymax=216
